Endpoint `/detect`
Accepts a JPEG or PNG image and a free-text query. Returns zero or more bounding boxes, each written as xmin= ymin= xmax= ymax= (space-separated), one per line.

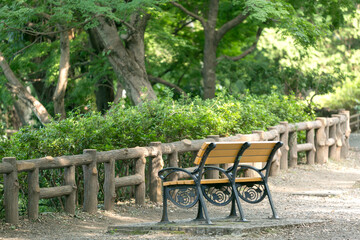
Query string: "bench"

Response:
xmin=158 ymin=141 xmax=283 ymax=224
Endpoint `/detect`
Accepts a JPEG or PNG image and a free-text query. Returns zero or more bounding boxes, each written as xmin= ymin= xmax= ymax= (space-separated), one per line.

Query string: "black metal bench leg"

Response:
xmin=264 ymin=182 xmax=279 ymax=219
xmin=195 ymin=200 xmax=205 ymax=221
xmin=232 ymin=183 xmax=247 ymax=221
xmin=160 ymin=187 xmax=170 ymax=223
xmin=196 ymin=185 xmax=212 ymax=224
xmin=228 ymin=198 xmax=237 ymax=218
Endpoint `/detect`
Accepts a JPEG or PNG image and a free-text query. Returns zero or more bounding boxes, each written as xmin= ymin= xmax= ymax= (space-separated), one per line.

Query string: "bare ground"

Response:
xmin=1 ymin=149 xmax=360 ymax=240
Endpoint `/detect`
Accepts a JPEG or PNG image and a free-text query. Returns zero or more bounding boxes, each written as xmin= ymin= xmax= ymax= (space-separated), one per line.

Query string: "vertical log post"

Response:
xmin=135 ymin=155 xmax=146 ymax=205
xmin=288 ymin=131 xmax=298 ymax=168
xmin=251 ymin=130 xmax=266 ymax=175
xmin=104 ymin=159 xmax=115 ymax=211
xmin=207 ymin=135 xmax=220 ymax=179
xmin=3 ymin=157 xmax=19 ymax=224
xmin=332 ymin=114 xmax=343 ymax=161
xmin=279 ymin=122 xmax=289 ymax=170
xmin=315 ymin=118 xmax=327 ymax=164
xmin=306 ymin=128 xmax=315 ymax=165
xmin=83 ymin=149 xmax=98 ymax=213
xmin=28 ymin=168 xmax=40 ymax=220
xmin=169 ymin=150 xmax=179 ymax=181
xmin=149 ymin=142 xmax=163 ymax=203
xmin=329 ymin=119 xmax=337 ymax=160
xmin=324 ymin=119 xmax=330 ymax=163
xmin=64 ymin=165 xmax=76 ymax=215
xmin=340 ymin=110 xmax=351 ymax=158
xmin=268 ymin=127 xmax=280 ymax=176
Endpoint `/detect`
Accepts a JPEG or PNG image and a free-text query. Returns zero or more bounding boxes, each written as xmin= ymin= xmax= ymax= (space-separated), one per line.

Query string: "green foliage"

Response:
xmin=312 ymin=8 xmax=360 ymax=112
xmin=0 ymin=93 xmax=313 ymax=216
xmin=315 ymin=78 xmax=360 ymax=113
xmin=0 ymin=93 xmax=314 ymax=160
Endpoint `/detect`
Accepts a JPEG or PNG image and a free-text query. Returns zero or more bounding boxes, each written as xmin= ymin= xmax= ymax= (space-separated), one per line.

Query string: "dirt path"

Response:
xmin=1 ymin=150 xmax=360 ymax=240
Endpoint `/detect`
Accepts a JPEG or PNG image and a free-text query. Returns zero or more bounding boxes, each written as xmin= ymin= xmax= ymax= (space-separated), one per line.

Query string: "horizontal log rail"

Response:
xmin=1 ymin=110 xmax=351 ymax=224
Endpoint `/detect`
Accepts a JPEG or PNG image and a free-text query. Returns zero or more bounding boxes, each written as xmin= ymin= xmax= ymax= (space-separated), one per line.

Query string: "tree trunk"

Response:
xmin=88 ymin=29 xmax=115 ymax=113
xmin=13 ymin=99 xmax=32 ymax=126
xmin=95 ymin=78 xmax=114 ymax=114
xmin=53 ymin=27 xmax=70 ymax=119
xmin=93 ymin=15 xmax=157 ymax=105
xmin=202 ymin=30 xmax=218 ymax=99
xmin=0 ymin=52 xmax=52 ymax=125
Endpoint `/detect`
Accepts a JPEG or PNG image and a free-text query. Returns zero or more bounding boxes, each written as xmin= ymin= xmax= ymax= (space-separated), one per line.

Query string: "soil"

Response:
xmin=1 ymin=149 xmax=360 ymax=240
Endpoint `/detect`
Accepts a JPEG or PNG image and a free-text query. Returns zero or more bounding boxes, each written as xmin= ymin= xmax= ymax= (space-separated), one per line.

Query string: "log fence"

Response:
xmin=0 ymin=110 xmax=351 ymax=224
xmin=350 ymin=113 xmax=360 ymax=133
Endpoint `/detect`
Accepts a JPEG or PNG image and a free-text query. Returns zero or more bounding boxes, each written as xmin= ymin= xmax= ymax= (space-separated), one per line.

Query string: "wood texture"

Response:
xmin=104 ymin=159 xmax=115 ymax=211
xmin=28 ymin=168 xmax=39 ymax=220
xmin=135 ymin=156 xmax=146 ymax=205
xmin=289 ymin=131 xmax=298 ymax=168
xmin=3 ymin=157 xmax=19 ymax=224
xmin=316 ymin=118 xmax=328 ymax=164
xmin=306 ymin=129 xmax=315 ymax=165
xmin=280 ymin=121 xmax=289 ymax=170
xmin=82 ymin=149 xmax=99 ymax=213
xmin=64 ymin=165 xmax=76 ymax=215
xmin=149 ymin=142 xmax=163 ymax=203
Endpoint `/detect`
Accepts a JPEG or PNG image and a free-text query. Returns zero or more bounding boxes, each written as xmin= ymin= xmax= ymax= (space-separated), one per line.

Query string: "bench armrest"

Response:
xmin=237 ymin=164 xmax=266 ymax=180
xmin=203 ymin=166 xmax=231 ymax=179
xmin=158 ymin=167 xmax=199 ymax=182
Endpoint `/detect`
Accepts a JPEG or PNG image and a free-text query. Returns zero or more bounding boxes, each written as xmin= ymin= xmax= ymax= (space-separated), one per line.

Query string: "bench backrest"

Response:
xmin=194 ymin=142 xmax=249 ymax=165
xmin=240 ymin=141 xmax=280 ymax=164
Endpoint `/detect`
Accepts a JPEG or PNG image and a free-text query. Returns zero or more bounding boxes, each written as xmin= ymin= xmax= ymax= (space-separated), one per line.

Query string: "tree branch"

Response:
xmin=173 ymin=19 xmax=195 ymax=35
xmin=1 ymin=14 xmax=97 ymax=36
xmin=148 ymin=75 xmax=187 ymax=96
xmin=11 ymin=36 xmax=41 ymax=61
xmin=217 ymin=27 xmax=263 ymax=62
xmin=216 ymin=12 xmax=250 ymax=43
xmin=171 ymin=2 xmax=206 ymax=26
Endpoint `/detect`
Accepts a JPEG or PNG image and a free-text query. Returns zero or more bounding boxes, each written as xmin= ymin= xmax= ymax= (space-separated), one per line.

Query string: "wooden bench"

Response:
xmin=158 ymin=141 xmax=283 ymax=224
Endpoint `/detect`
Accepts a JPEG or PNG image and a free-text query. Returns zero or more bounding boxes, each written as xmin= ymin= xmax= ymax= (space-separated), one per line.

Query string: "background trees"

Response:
xmin=1 ymin=1 xmax=360 ymax=129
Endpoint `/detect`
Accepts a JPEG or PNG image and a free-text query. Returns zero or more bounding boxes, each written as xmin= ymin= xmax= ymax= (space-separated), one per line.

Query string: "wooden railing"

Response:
xmin=0 ymin=110 xmax=351 ymax=224
xmin=350 ymin=113 xmax=360 ymax=133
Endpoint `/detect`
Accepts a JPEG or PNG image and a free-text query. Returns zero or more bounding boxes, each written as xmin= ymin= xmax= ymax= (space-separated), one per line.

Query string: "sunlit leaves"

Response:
xmin=244 ymin=0 xmax=291 ymax=22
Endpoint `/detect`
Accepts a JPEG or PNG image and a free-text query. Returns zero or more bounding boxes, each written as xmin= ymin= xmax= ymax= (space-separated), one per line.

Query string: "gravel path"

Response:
xmin=1 ymin=148 xmax=360 ymax=240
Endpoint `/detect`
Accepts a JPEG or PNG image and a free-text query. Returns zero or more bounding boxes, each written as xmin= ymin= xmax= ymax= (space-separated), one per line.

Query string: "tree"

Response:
xmin=171 ymin=0 xmax=359 ymax=99
xmin=0 ymin=52 xmax=52 ymax=125
xmin=92 ymin=14 xmax=157 ymax=105
xmin=0 ymin=1 xmax=166 ymax=122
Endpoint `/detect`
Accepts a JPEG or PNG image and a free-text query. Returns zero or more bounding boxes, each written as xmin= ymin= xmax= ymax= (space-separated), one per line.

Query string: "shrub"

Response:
xmin=0 ymin=93 xmax=314 ymax=216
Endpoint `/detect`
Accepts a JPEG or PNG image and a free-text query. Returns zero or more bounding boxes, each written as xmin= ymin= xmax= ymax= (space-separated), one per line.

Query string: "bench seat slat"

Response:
xmin=163 ymin=177 xmax=262 ymax=186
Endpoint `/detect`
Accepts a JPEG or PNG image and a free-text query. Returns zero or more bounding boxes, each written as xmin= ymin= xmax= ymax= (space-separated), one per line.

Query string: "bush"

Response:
xmin=0 ymin=93 xmax=314 ymax=216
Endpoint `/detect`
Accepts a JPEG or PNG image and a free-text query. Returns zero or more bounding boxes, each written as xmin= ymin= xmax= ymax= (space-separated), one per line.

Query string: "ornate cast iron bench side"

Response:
xmin=158 ymin=142 xmax=251 ymax=224
xmin=200 ymin=141 xmax=283 ymax=221
xmin=233 ymin=141 xmax=283 ymax=220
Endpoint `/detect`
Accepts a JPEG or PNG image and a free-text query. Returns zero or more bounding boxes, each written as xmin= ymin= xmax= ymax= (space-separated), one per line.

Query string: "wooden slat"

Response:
xmin=208 ymin=149 xmax=240 ymax=157
xmin=205 ymin=156 xmax=237 ymax=164
xmin=194 ymin=142 xmax=277 ymax=165
xmin=247 ymin=142 xmax=276 ymax=149
xmin=242 ymin=148 xmax=272 ymax=156
xmin=235 ymin=177 xmax=262 ymax=183
xmin=240 ymin=155 xmax=268 ymax=163
xmin=194 ymin=142 xmax=247 ymax=165
xmin=163 ymin=177 xmax=262 ymax=186
xmin=193 ymin=142 xmax=211 ymax=165
xmin=211 ymin=143 xmax=244 ymax=150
